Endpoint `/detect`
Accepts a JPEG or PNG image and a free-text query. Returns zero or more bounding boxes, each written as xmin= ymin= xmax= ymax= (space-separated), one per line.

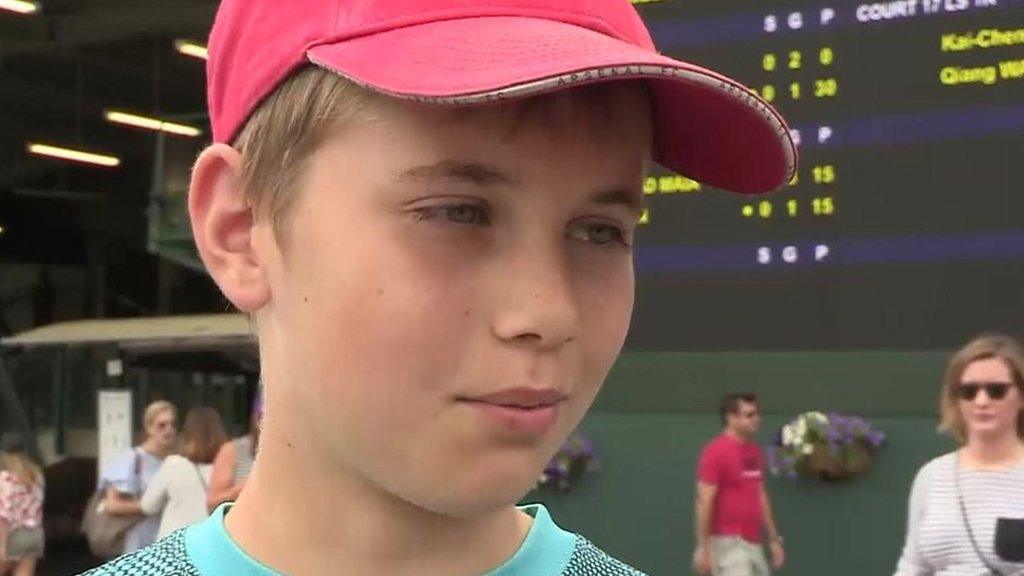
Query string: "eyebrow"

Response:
xmin=398 ymin=160 xmax=643 ymax=213
xmin=592 ymin=188 xmax=644 ymax=215
xmin=398 ymin=160 xmax=516 ymax=187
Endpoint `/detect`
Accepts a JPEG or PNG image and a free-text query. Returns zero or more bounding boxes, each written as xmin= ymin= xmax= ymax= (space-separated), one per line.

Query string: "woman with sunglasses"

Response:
xmin=96 ymin=400 xmax=177 ymax=555
xmin=894 ymin=334 xmax=1024 ymax=576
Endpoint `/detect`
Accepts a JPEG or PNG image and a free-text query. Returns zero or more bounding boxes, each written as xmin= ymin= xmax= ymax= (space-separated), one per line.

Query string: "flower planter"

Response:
xmin=771 ymin=412 xmax=884 ymax=482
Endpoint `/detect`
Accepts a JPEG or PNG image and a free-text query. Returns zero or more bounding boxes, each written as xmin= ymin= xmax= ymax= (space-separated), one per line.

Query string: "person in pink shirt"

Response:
xmin=0 ymin=432 xmax=44 ymax=576
xmin=694 ymin=394 xmax=785 ymax=576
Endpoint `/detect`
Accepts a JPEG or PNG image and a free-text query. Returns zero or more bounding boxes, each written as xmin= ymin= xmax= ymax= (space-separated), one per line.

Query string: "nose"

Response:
xmin=491 ymin=240 xmax=579 ymax=351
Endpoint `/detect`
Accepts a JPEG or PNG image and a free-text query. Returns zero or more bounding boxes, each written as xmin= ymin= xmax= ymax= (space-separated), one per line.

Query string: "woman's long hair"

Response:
xmin=179 ymin=407 xmax=228 ymax=465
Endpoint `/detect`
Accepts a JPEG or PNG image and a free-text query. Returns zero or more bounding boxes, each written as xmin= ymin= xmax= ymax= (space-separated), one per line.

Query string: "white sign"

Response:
xmin=97 ymin=390 xmax=133 ymax=483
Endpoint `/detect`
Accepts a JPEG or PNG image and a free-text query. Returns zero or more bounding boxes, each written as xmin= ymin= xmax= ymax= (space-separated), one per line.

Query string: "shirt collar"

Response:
xmin=185 ymin=503 xmax=576 ymax=576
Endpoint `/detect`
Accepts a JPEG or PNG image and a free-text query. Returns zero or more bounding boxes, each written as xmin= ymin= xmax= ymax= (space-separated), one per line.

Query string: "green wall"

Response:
xmin=528 ymin=351 xmax=958 ymax=576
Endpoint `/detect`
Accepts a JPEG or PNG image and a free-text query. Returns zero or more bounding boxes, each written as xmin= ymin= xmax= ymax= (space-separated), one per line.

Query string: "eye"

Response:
xmin=416 ymin=203 xmax=490 ymax=225
xmin=568 ymin=221 xmax=632 ymax=247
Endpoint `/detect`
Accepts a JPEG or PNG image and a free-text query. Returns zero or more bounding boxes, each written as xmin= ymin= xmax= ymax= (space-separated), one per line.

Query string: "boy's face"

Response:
xmin=251 ymin=85 xmax=650 ymax=515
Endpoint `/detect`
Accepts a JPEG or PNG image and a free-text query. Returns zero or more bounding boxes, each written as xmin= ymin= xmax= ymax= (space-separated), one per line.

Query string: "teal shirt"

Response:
xmin=82 ymin=503 xmax=646 ymax=576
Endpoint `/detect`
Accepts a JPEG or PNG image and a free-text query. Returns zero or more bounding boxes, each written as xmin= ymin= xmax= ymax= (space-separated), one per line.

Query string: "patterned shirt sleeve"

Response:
xmin=0 ymin=471 xmax=16 ymax=524
xmin=0 ymin=471 xmax=45 ymax=529
xmin=564 ymin=536 xmax=648 ymax=575
xmin=80 ymin=530 xmax=201 ymax=576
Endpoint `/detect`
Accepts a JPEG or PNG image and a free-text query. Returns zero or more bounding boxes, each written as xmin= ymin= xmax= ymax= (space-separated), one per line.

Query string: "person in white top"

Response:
xmin=141 ymin=407 xmax=227 ymax=540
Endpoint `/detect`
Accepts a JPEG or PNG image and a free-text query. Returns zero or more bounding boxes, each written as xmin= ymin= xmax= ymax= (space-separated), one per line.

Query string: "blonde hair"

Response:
xmin=939 ymin=333 xmax=1024 ymax=443
xmin=230 ymin=67 xmax=649 ymax=243
xmin=232 ymin=66 xmax=379 ymax=240
xmin=143 ymin=400 xmax=176 ymax=431
xmin=0 ymin=451 xmax=43 ymax=487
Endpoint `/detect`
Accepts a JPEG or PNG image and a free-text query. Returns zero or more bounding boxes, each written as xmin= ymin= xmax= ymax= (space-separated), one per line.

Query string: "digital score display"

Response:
xmin=629 ymin=0 xmax=1024 ymax=349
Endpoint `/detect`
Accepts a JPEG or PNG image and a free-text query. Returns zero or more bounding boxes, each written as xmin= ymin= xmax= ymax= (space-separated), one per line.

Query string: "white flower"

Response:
xmin=807 ymin=412 xmax=828 ymax=425
xmin=801 ymin=443 xmax=814 ymax=455
xmin=782 ymin=426 xmax=796 ymax=447
xmin=794 ymin=418 xmax=808 ymax=439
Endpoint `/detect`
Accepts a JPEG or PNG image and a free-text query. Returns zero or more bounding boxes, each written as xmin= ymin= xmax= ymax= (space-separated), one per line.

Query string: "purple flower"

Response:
xmin=828 ymin=427 xmax=842 ymax=444
xmin=826 ymin=442 xmax=841 ymax=458
xmin=867 ymin=430 xmax=886 ymax=448
xmin=767 ymin=447 xmax=781 ymax=473
xmin=538 ymin=431 xmax=601 ymax=492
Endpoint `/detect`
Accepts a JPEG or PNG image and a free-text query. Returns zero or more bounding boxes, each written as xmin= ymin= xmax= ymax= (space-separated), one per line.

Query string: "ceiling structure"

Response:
xmin=0 ymin=0 xmax=218 ymax=265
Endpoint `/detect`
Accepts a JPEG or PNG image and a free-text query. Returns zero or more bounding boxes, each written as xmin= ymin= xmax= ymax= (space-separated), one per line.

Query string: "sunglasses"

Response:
xmin=955 ymin=382 xmax=1014 ymax=401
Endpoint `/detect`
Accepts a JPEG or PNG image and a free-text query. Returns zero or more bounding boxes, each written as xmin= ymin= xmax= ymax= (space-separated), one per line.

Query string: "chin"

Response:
xmin=969 ymin=424 xmax=1012 ymax=439
xmin=414 ymin=487 xmax=534 ymax=519
xmin=408 ymin=463 xmax=544 ymax=519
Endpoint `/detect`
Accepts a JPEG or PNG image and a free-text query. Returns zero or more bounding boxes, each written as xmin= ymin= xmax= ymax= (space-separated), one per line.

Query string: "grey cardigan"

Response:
xmin=895 ymin=453 xmax=1024 ymax=576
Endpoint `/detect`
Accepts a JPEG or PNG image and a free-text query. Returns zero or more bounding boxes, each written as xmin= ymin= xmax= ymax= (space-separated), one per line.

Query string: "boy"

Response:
xmin=85 ymin=0 xmax=795 ymax=574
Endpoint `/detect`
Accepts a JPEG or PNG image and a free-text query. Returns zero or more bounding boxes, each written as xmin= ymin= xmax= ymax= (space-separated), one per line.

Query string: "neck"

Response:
xmin=224 ymin=418 xmax=533 ymax=576
xmin=963 ymin=433 xmax=1024 ymax=468
xmin=725 ymin=428 xmax=747 ymax=442
xmin=140 ymin=439 xmax=170 ymax=459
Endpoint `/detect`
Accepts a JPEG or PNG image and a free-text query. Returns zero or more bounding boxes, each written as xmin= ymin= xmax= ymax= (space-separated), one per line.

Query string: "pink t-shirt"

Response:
xmin=697 ymin=434 xmax=765 ymax=543
xmin=0 ymin=470 xmax=44 ymax=529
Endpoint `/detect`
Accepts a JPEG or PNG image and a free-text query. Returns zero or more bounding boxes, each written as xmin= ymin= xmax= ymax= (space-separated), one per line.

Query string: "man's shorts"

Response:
xmin=710 ymin=536 xmax=770 ymax=576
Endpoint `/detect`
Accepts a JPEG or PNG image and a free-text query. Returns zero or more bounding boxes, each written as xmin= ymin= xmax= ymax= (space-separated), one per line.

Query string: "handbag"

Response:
xmin=81 ymin=449 xmax=143 ymax=558
xmin=996 ymin=517 xmax=1024 ymax=563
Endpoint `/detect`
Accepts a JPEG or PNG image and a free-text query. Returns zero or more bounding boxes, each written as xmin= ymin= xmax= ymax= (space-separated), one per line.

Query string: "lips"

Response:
xmin=465 ymin=388 xmax=566 ymax=408
xmin=458 ymin=388 xmax=566 ymax=436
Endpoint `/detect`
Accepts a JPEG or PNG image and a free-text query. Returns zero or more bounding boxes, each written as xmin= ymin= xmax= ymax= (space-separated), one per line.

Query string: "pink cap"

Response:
xmin=207 ymin=0 xmax=797 ymax=194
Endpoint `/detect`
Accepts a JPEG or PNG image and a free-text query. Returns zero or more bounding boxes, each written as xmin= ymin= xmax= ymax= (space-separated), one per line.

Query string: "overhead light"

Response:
xmin=0 ymin=0 xmax=40 ymax=14
xmin=104 ymin=110 xmax=202 ymax=137
xmin=27 ymin=143 xmax=121 ymax=168
xmin=174 ymin=39 xmax=208 ymax=60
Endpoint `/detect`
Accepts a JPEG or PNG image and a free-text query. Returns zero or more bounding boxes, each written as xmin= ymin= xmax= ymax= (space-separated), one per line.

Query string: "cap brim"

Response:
xmin=308 ymin=16 xmax=796 ymax=194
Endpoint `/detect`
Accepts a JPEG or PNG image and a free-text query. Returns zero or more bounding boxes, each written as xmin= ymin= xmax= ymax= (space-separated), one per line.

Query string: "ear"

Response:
xmin=189 ymin=144 xmax=271 ymax=312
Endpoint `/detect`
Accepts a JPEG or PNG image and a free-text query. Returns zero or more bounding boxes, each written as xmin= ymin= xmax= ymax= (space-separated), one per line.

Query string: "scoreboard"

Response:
xmin=629 ymin=0 xmax=1024 ymax=349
